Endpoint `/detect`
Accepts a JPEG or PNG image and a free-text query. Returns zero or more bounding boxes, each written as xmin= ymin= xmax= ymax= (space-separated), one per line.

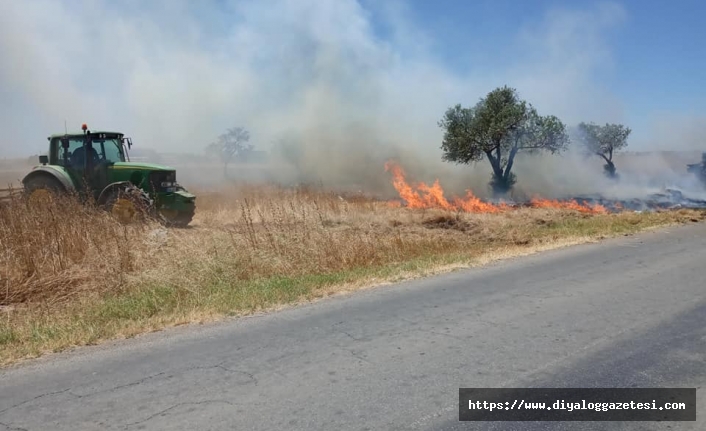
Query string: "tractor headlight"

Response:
xmin=160 ymin=181 xmax=176 ymax=193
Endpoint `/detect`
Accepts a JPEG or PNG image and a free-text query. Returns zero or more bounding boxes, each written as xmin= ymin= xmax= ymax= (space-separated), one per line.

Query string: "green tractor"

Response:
xmin=22 ymin=124 xmax=196 ymax=226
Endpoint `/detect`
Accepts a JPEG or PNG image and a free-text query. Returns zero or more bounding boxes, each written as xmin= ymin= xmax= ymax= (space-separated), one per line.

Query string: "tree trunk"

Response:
xmin=603 ymin=160 xmax=617 ymax=179
xmin=503 ymin=146 xmax=519 ymax=182
xmin=485 ymin=148 xmax=512 ymax=197
xmin=485 ymin=151 xmax=504 ymax=178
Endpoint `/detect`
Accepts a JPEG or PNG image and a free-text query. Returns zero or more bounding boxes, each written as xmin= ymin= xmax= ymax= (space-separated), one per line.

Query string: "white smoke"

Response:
xmin=2 ymin=0 xmax=699 ymax=198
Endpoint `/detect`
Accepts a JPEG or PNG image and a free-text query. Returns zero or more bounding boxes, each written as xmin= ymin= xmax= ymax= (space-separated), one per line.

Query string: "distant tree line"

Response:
xmin=205 ymin=88 xmax=632 ymax=188
xmin=438 ymin=86 xmax=631 ymax=196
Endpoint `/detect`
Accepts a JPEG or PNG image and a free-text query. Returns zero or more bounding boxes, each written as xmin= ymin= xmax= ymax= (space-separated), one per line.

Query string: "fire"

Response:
xmin=529 ymin=196 xmax=608 ymax=214
xmin=384 ymin=160 xmax=610 ymax=215
xmin=384 ymin=161 xmax=504 ymax=213
xmin=453 ymin=190 xmax=508 ymax=213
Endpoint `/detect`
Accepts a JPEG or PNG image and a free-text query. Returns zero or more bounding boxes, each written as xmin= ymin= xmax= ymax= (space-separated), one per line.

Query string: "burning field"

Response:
xmin=384 ymin=161 xmax=609 ymax=214
xmin=1 ymin=163 xmax=706 ymax=366
xmin=383 ymin=160 xmax=706 ymax=214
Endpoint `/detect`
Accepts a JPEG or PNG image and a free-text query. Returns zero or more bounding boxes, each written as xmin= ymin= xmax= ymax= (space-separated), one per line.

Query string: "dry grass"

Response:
xmin=0 ymin=193 xmax=151 ymax=305
xmin=1 ymin=182 xmax=705 ymax=367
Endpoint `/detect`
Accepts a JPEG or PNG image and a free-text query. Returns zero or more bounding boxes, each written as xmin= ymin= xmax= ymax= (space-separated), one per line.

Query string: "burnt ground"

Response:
xmin=569 ymin=189 xmax=706 ymax=212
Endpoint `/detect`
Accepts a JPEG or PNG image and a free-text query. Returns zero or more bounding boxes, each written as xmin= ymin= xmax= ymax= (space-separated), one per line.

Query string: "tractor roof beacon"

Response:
xmin=22 ymin=124 xmax=196 ymax=227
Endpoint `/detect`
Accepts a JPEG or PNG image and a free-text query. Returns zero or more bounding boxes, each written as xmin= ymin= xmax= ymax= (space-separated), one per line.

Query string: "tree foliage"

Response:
xmin=575 ymin=122 xmax=631 ymax=178
xmin=439 ymin=86 xmax=570 ymax=195
xmin=206 ymin=127 xmax=253 ymax=176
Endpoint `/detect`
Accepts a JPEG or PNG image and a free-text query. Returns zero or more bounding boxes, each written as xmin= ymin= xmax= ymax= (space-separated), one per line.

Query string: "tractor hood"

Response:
xmin=111 ymin=162 xmax=175 ymax=171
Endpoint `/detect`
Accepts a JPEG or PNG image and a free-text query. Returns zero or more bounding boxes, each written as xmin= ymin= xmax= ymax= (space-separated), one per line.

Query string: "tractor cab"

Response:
xmin=47 ymin=124 xmax=132 ymax=198
xmin=49 ymin=125 xmax=130 ymax=164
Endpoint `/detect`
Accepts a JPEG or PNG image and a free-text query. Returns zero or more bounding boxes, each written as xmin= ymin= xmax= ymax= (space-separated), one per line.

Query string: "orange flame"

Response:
xmin=384 ymin=160 xmax=504 ymax=213
xmin=384 ymin=160 xmax=609 ymax=215
xmin=529 ymin=196 xmax=608 ymax=214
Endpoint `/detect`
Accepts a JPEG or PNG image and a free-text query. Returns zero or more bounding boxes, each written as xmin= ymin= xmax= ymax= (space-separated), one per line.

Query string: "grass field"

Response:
xmin=1 ymin=181 xmax=705 ymax=367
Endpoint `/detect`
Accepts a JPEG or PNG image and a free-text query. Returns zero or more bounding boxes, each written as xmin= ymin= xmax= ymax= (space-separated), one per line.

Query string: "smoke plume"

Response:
xmin=1 ymin=0 xmax=701 ymax=198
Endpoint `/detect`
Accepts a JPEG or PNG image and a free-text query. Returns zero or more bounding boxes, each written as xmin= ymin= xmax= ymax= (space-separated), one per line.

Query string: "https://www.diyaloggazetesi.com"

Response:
xmin=467 ymin=399 xmax=687 ymax=412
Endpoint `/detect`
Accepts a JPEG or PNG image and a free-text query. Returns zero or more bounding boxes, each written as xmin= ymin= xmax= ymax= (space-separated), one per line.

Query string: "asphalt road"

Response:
xmin=2 ymin=222 xmax=706 ymax=430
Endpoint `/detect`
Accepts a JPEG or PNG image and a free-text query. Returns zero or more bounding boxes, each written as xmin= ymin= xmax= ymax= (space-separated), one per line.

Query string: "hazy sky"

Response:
xmin=0 ymin=0 xmax=703 ymax=158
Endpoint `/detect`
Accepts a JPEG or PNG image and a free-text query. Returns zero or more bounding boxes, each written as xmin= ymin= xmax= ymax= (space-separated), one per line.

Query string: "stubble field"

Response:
xmin=1 ymin=156 xmax=705 ymax=367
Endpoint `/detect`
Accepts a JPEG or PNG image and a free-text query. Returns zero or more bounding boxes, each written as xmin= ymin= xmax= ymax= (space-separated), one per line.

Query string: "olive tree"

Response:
xmin=438 ymin=86 xmax=570 ymax=196
xmin=575 ymin=122 xmax=631 ymax=179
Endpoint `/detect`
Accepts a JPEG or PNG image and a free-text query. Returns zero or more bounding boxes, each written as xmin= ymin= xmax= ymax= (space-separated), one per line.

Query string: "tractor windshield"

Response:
xmin=93 ymin=139 xmax=125 ymax=163
xmin=55 ymin=136 xmax=126 ymax=168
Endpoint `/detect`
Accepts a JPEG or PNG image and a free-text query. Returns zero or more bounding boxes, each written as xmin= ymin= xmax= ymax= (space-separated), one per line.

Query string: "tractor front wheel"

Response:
xmin=103 ymin=185 xmax=155 ymax=224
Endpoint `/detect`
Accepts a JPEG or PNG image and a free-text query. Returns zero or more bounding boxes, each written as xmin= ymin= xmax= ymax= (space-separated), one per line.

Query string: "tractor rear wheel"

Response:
xmin=103 ymin=185 xmax=155 ymax=224
xmin=23 ymin=175 xmax=65 ymax=206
